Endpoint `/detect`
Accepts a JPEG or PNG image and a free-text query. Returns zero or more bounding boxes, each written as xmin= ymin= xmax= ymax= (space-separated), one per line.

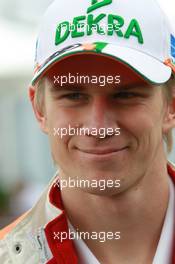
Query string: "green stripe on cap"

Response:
xmin=94 ymin=42 xmax=108 ymax=52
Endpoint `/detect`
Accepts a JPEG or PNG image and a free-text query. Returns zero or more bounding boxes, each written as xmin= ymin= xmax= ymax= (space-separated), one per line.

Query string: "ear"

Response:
xmin=29 ymin=86 xmax=49 ymax=134
xmin=162 ymin=100 xmax=175 ymax=134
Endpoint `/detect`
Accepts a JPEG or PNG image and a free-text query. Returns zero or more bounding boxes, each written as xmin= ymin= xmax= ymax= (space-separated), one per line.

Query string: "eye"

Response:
xmin=61 ymin=92 xmax=86 ymax=100
xmin=113 ymin=91 xmax=140 ymax=99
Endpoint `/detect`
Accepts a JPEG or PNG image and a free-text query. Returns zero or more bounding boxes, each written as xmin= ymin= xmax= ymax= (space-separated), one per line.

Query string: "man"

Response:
xmin=0 ymin=0 xmax=175 ymax=263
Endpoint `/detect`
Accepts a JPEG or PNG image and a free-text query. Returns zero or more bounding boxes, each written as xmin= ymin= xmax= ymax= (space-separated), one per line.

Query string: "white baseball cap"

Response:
xmin=31 ymin=0 xmax=175 ymax=86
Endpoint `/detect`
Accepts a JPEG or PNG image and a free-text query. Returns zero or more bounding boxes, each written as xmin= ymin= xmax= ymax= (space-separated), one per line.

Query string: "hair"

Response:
xmin=161 ymin=74 xmax=175 ymax=153
xmin=34 ymin=78 xmax=47 ymax=115
xmin=33 ymin=74 xmax=175 ymax=153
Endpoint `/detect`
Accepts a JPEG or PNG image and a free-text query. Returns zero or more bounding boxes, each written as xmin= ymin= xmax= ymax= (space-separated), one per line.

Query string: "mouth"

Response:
xmin=76 ymin=147 xmax=128 ymax=157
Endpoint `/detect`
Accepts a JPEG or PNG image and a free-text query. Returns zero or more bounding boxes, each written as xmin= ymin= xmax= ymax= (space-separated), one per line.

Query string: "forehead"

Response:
xmin=43 ymin=53 xmax=150 ymax=88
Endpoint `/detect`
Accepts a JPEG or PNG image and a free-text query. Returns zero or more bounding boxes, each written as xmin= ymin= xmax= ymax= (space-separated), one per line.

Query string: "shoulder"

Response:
xmin=0 ymin=211 xmax=29 ymax=240
xmin=0 ymin=211 xmax=31 ymax=264
xmin=0 ymin=174 xmax=60 ymax=263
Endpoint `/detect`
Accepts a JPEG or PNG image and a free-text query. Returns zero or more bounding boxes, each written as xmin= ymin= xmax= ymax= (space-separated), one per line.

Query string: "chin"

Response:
xmin=79 ymin=186 xmax=123 ymax=196
xmin=75 ymin=170 xmax=121 ymax=194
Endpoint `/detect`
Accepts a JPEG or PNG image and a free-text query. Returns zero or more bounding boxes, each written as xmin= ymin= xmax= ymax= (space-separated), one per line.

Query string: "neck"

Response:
xmin=60 ymin=157 xmax=170 ymax=264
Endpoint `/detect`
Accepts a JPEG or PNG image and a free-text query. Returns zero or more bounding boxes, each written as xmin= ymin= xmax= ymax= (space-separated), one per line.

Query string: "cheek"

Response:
xmin=48 ymin=126 xmax=70 ymax=168
xmin=47 ymin=104 xmax=82 ymax=129
xmin=119 ymin=105 xmax=163 ymax=149
xmin=46 ymin=107 xmax=78 ymax=161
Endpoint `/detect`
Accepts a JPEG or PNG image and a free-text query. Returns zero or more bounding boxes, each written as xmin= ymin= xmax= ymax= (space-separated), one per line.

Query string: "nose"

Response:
xmin=84 ymin=96 xmax=118 ymax=137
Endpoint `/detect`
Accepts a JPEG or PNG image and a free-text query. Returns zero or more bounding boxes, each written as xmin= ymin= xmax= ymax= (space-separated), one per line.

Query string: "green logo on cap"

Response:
xmin=55 ymin=1 xmax=144 ymax=46
xmin=87 ymin=0 xmax=112 ymax=13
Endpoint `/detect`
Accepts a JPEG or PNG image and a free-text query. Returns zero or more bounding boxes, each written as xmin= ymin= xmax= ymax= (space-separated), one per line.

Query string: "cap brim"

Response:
xmin=31 ymin=43 xmax=172 ymax=86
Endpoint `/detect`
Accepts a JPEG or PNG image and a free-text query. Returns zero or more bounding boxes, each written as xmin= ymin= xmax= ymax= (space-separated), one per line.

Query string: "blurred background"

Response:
xmin=0 ymin=0 xmax=175 ymax=228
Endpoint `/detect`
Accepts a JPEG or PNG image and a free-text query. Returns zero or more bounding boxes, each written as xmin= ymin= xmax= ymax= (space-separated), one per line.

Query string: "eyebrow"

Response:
xmin=116 ymin=82 xmax=152 ymax=91
xmin=50 ymin=84 xmax=84 ymax=92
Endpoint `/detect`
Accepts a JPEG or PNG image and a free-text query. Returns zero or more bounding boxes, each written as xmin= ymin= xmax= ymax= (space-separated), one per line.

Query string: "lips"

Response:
xmin=76 ymin=147 xmax=128 ymax=155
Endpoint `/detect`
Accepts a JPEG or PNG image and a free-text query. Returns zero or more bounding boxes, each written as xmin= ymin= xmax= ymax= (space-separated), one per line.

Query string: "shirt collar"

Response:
xmin=68 ymin=220 xmax=100 ymax=264
xmin=152 ymin=176 xmax=175 ymax=264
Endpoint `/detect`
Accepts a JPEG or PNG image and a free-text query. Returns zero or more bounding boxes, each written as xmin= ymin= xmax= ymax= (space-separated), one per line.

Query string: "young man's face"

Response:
xmin=35 ymin=54 xmax=173 ymax=195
